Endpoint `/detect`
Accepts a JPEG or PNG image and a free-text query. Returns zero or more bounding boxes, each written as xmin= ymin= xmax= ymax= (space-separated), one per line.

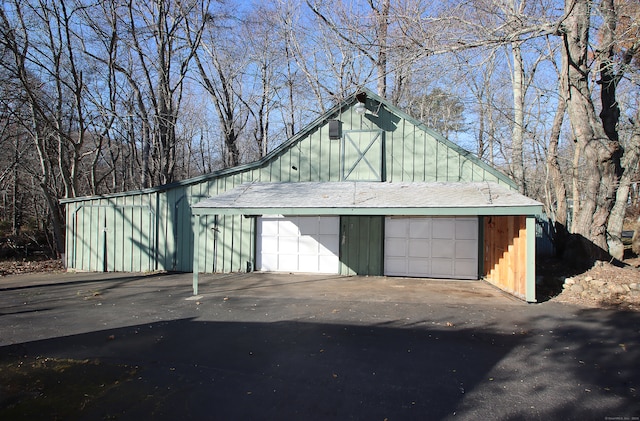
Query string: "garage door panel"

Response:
xmin=299 ymin=255 xmax=319 ymax=272
xmin=319 ymin=218 xmax=340 ymax=235
xmin=409 ymin=239 xmax=429 ymax=257
xmin=261 ymin=220 xmax=279 ymax=236
xmin=455 ymin=260 xmax=477 ymax=278
xmin=385 ymin=258 xmax=407 ymax=275
xmin=279 ymin=255 xmax=299 ymax=272
xmin=298 ymin=217 xmax=319 ymax=235
xmin=318 ymin=235 xmax=340 ymax=255
xmin=279 ymin=220 xmax=299 ymax=236
xmin=262 ymin=236 xmax=278 ymax=251
xmin=408 ymin=260 xmax=430 ymax=276
xmin=299 ymin=236 xmax=318 ymax=254
xmin=432 ymin=219 xmax=454 ymax=239
xmin=431 ymin=258 xmax=453 ymax=276
xmin=386 ymin=238 xmax=406 ymax=257
xmin=456 ymin=219 xmax=478 ymax=239
xmin=409 ymin=219 xmax=431 ymax=238
xmin=385 ymin=216 xmax=478 ymax=279
xmin=455 ymin=240 xmax=477 ymax=259
xmin=279 ymin=236 xmax=298 ymax=252
xmin=319 ymin=255 xmax=337 ymax=270
xmin=386 ymin=218 xmax=407 ymax=236
xmin=261 ymin=253 xmax=278 ymax=271
xmin=431 ymin=239 xmax=454 ymax=258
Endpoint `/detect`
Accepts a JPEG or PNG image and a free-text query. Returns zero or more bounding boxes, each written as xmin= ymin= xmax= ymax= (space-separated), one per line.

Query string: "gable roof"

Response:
xmin=61 ymin=88 xmax=514 ymax=204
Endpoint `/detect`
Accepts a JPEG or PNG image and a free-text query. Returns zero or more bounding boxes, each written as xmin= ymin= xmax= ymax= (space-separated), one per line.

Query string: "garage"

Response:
xmin=384 ymin=216 xmax=478 ymax=279
xmin=256 ymin=215 xmax=340 ymax=274
xmin=67 ymin=90 xmax=545 ymax=302
xmin=192 ymin=181 xmax=543 ymax=301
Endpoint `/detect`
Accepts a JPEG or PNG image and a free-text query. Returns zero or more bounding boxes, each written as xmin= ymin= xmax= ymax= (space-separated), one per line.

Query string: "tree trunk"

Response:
xmin=561 ymin=0 xmax=622 ymax=261
xmin=547 ymin=85 xmax=568 ymax=257
xmin=600 ymin=0 xmax=640 ymax=260
xmin=511 ymin=41 xmax=526 ymax=194
xmin=598 ymin=0 xmax=620 ymax=144
xmin=11 ymin=134 xmax=19 ymax=235
xmin=609 ymin=108 xmax=640 ymax=259
xmin=478 ymin=106 xmax=485 ymax=160
xmin=375 ymin=0 xmax=390 ymax=98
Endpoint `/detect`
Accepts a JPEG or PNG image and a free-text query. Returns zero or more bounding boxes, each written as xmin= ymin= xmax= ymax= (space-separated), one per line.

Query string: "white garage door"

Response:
xmin=257 ymin=216 xmax=340 ymax=274
xmin=384 ymin=217 xmax=478 ymax=279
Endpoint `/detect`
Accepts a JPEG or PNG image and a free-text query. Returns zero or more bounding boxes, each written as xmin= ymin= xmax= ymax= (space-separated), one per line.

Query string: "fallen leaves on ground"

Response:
xmin=0 ymin=259 xmax=64 ymax=276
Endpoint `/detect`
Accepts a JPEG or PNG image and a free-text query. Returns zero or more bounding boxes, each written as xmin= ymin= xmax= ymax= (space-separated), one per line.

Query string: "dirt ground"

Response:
xmin=0 ymin=258 xmax=65 ymax=276
xmin=537 ymin=255 xmax=640 ymax=311
xmin=2 ymin=256 xmax=640 ymax=311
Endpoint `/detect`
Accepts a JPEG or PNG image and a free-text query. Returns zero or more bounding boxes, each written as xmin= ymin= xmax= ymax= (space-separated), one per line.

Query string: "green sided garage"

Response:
xmin=191 ymin=181 xmax=543 ymax=301
xmin=63 ymin=89 xmax=543 ymax=302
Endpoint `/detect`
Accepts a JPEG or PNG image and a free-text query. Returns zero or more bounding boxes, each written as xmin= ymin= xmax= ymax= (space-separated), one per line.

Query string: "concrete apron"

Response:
xmin=193 ymin=272 xmax=525 ymax=306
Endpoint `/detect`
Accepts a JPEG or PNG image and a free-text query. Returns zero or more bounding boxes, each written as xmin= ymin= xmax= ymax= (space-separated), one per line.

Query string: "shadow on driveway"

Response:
xmin=1 ymin=318 xmax=517 ymax=420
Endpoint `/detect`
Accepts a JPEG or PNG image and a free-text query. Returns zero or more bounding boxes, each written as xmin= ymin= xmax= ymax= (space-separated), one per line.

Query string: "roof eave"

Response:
xmin=191 ymin=205 xmax=544 ymax=217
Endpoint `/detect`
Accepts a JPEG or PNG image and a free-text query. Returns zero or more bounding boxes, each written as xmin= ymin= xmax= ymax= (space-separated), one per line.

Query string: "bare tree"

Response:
xmin=241 ymin=5 xmax=289 ymax=158
xmin=403 ymin=87 xmax=466 ymax=138
xmin=305 ymin=0 xmax=391 ymax=98
xmin=186 ymin=4 xmax=250 ymax=168
xmin=99 ymin=0 xmax=206 ymax=187
xmin=0 ymin=0 xmax=96 ymax=255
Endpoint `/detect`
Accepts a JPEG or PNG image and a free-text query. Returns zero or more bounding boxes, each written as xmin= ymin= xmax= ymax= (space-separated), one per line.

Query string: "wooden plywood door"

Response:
xmin=483 ymin=215 xmax=527 ymax=298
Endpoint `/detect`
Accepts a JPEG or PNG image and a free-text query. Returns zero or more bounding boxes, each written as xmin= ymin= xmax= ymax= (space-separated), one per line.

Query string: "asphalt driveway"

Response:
xmin=0 ymin=271 xmax=639 ymax=420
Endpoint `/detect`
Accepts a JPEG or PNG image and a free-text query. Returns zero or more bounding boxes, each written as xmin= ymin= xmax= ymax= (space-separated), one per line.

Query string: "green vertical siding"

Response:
xmin=412 ymin=127 xmax=425 ymax=181
xmin=212 ymin=214 xmax=249 ymax=272
xmin=66 ymin=195 xmax=155 ymax=272
xmin=340 ymin=216 xmax=384 ymax=276
xmin=319 ymin=131 xmax=332 ymax=181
